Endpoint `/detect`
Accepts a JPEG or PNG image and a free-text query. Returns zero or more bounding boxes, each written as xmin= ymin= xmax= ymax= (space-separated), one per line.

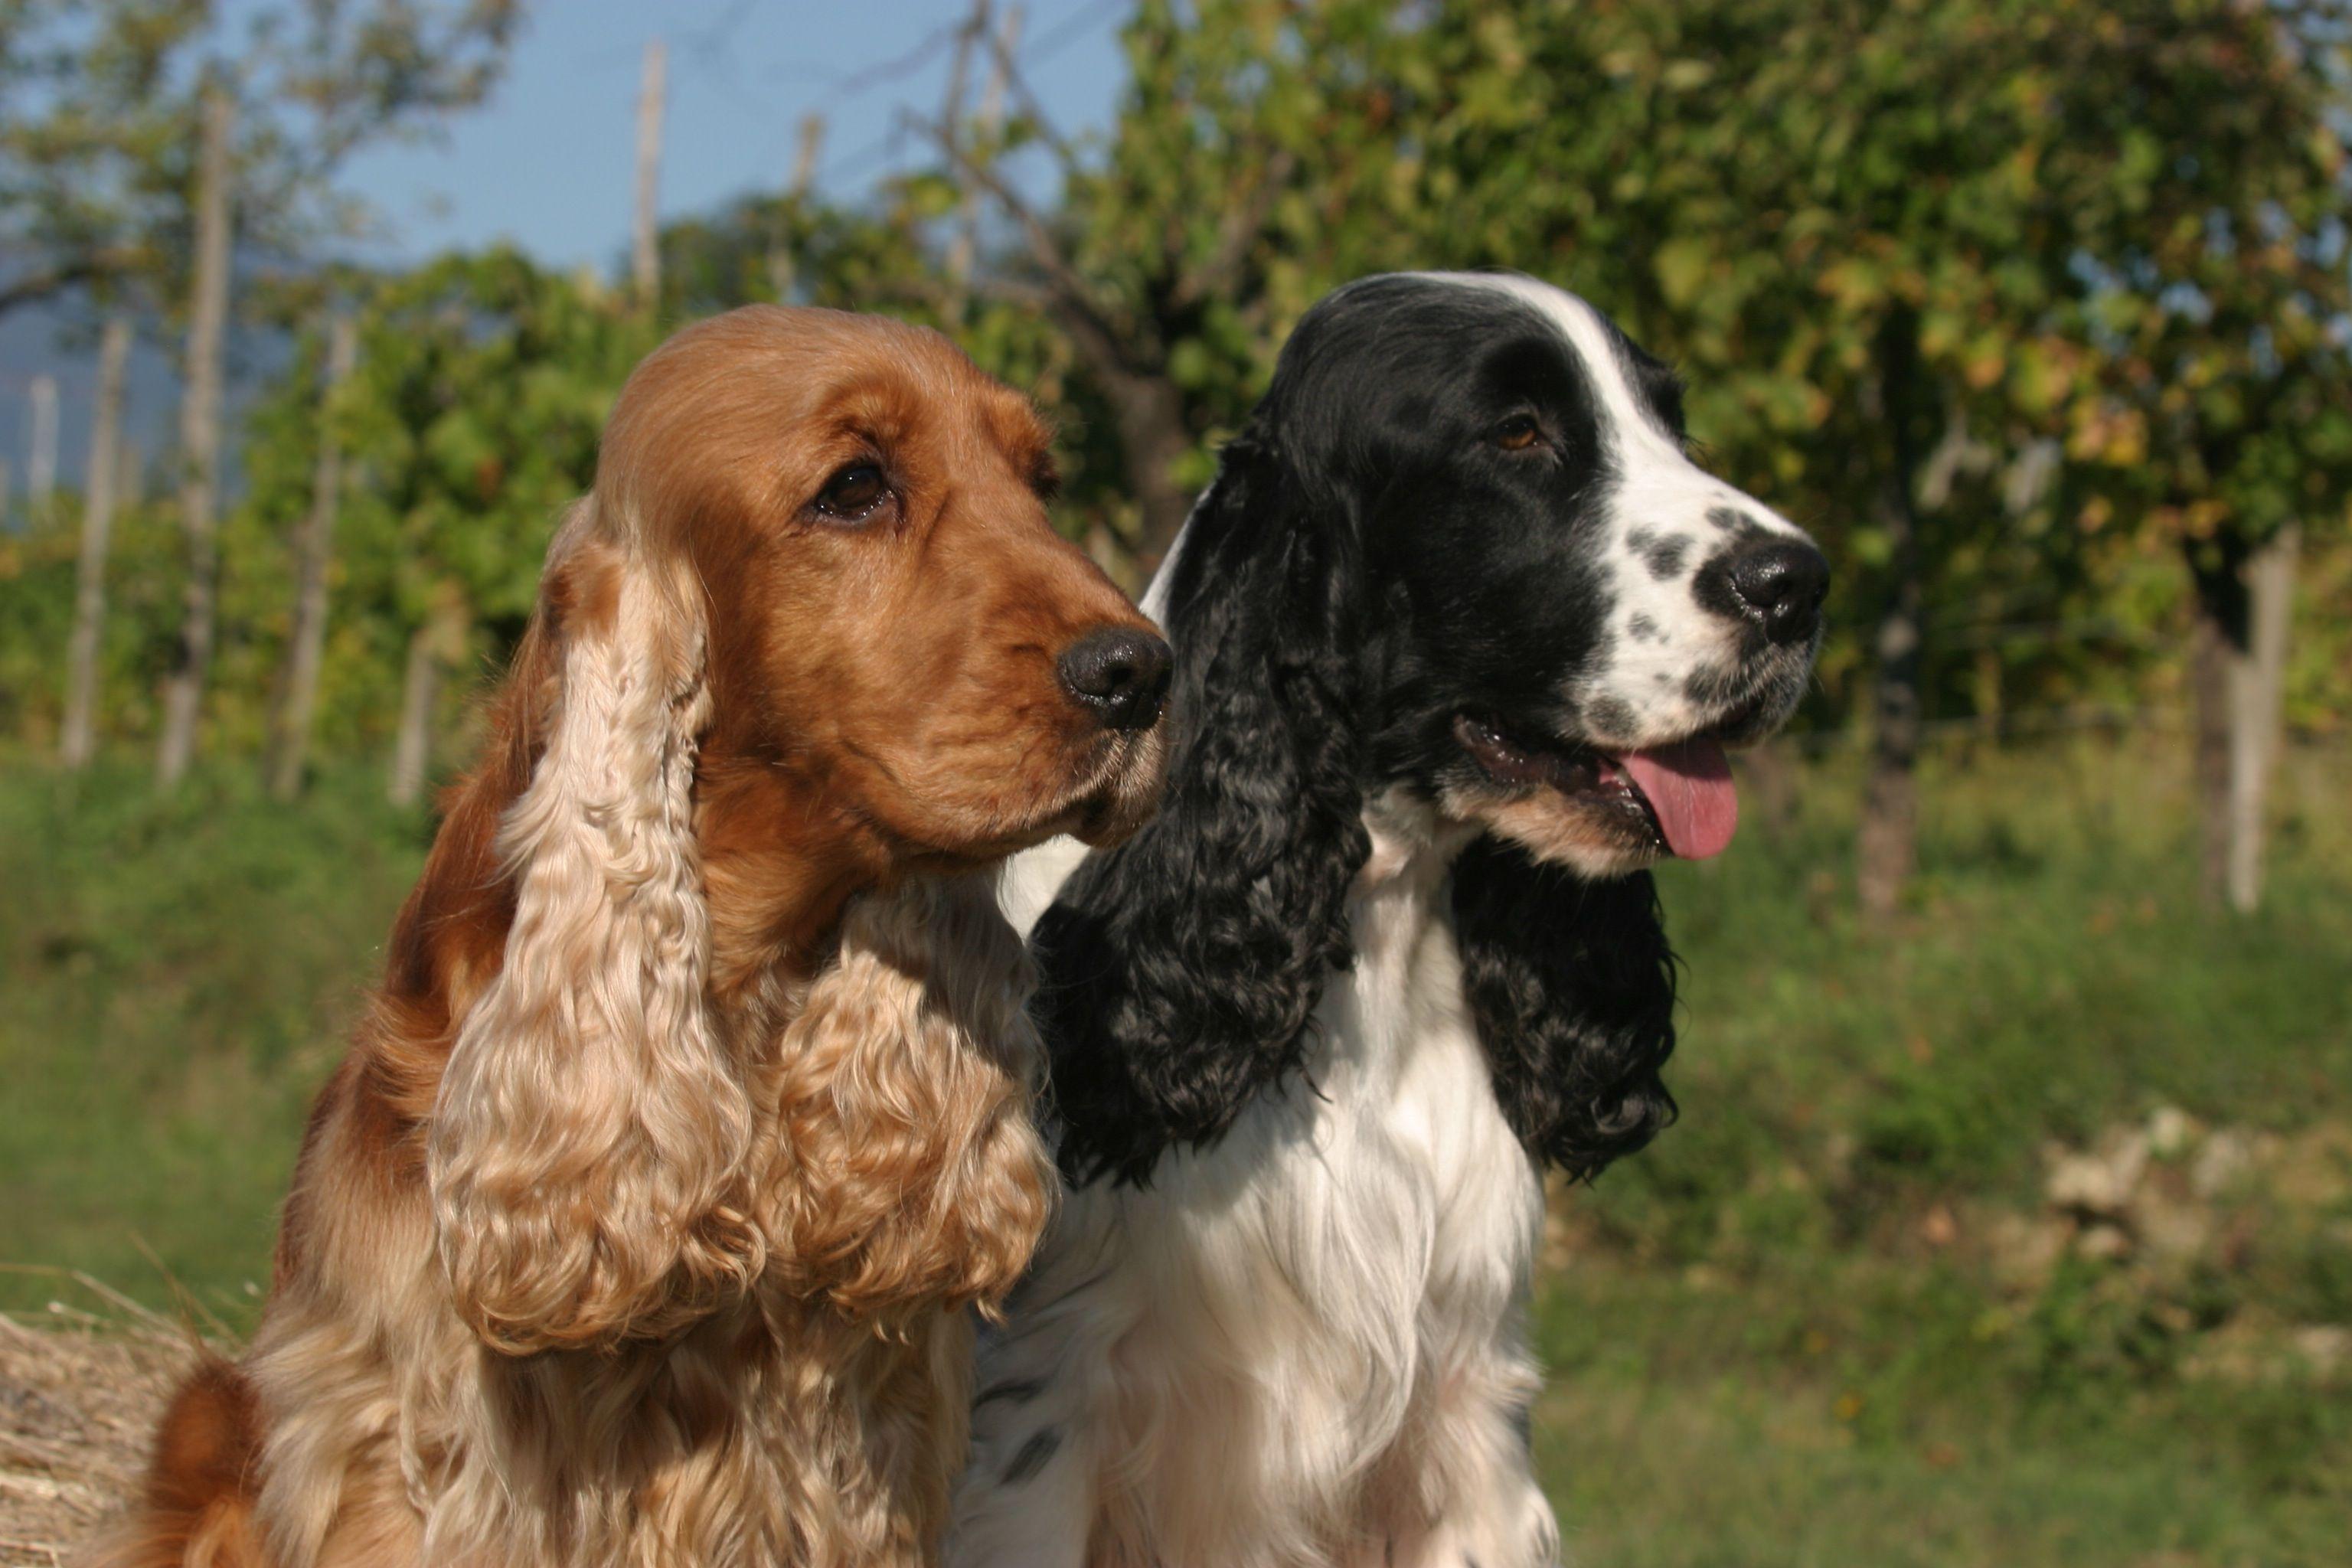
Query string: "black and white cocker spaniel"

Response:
xmin=951 ymin=273 xmax=1828 ymax=1568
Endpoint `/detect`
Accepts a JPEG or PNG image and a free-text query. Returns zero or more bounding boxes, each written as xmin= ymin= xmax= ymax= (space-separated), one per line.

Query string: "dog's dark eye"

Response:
xmin=1491 ymin=413 xmax=1545 ymax=452
xmin=811 ymin=462 xmax=891 ymax=524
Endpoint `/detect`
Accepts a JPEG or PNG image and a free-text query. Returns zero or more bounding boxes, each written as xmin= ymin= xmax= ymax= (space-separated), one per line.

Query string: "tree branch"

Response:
xmin=913 ymin=113 xmax=1155 ymax=371
xmin=982 ymin=22 xmax=1083 ymax=180
xmin=0 ymin=250 xmax=139 ymax=318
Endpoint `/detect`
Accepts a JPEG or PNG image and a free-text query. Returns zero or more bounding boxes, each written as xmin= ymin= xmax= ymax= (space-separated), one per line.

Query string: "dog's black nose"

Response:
xmin=1725 ymin=539 xmax=1829 ymax=645
xmin=1057 ymin=627 xmax=1172 ymax=731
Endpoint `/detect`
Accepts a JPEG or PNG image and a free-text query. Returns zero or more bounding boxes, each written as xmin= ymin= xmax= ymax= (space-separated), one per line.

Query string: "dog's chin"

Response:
xmin=1442 ymin=782 xmax=1667 ymax=879
xmin=1039 ymin=725 xmax=1172 ymax=851
xmin=1069 ymin=728 xmax=1171 ymax=848
xmin=881 ymin=727 xmax=1169 ymax=867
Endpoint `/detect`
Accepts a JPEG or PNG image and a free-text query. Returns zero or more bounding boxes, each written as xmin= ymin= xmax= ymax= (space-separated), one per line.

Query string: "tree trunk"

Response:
xmin=267 ymin=312 xmax=359 ymax=801
xmin=156 ymin=82 xmax=236 ymax=789
xmin=1856 ymin=314 xmax=1928 ymax=922
xmin=2191 ymin=524 xmax=2299 ymax=913
xmin=632 ymin=39 xmax=666 ymax=310
xmin=389 ymin=622 xmax=442 ymax=808
xmin=60 ymin=315 xmax=133 ymax=769
xmin=1093 ymin=362 xmax=1194 ymax=571
xmin=1028 ymin=292 xmax=1197 ymax=578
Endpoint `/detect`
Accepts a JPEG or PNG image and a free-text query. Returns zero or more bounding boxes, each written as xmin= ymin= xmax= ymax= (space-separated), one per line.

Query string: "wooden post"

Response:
xmin=268 ymin=312 xmax=360 ymax=801
xmin=939 ymin=0 xmax=989 ymax=316
xmin=156 ymin=80 xmax=236 ymax=789
xmin=60 ymin=316 xmax=132 ymax=769
xmin=766 ymin=113 xmax=827 ymax=302
xmin=26 ymin=374 xmax=58 ymax=516
xmin=389 ymin=597 xmax=466 ymax=808
xmin=2225 ymin=523 xmax=2299 ymax=913
xmin=947 ymin=2 xmax=1020 ymax=302
xmin=632 ymin=39 xmax=666 ymax=310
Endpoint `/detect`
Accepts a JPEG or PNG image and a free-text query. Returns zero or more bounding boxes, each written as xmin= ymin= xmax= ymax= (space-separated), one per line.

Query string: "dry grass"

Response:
xmin=0 ymin=1275 xmax=220 ymax=1567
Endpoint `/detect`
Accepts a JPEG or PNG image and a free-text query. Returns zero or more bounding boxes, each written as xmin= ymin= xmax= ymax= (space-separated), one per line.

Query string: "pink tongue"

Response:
xmin=1616 ymin=738 xmax=1738 ymax=860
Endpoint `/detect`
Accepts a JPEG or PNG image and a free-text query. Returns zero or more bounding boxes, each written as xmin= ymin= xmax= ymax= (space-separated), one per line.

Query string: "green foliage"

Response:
xmin=226 ymin=251 xmax=650 ymax=759
xmin=0 ymin=489 xmax=188 ymax=748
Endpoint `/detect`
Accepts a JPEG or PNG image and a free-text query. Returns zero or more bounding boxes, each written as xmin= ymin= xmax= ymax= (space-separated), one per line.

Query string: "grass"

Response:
xmin=1531 ymin=736 xmax=2352 ymax=1566
xmin=2 ymin=736 xmax=2346 ymax=1563
xmin=0 ymin=758 xmax=429 ymax=1319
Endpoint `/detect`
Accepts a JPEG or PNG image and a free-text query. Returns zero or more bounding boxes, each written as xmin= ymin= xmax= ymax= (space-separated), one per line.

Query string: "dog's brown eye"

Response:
xmin=1492 ymin=413 xmax=1544 ymax=451
xmin=812 ymin=462 xmax=890 ymax=523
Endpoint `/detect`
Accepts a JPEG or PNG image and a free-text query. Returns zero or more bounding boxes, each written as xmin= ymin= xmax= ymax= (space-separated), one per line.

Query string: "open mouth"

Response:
xmin=1452 ymin=713 xmax=1739 ymax=860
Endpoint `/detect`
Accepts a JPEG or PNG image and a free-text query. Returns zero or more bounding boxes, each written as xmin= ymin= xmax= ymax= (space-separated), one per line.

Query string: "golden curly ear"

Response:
xmin=428 ymin=505 xmax=762 ymax=1354
xmin=756 ymin=874 xmax=1054 ymax=1321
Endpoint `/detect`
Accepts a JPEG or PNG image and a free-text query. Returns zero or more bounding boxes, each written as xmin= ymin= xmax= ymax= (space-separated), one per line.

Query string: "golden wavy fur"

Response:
xmin=95 ymin=305 xmax=1169 ymax=1568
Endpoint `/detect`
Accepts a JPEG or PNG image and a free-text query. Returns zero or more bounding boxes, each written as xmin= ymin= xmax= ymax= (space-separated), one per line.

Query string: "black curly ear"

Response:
xmin=1033 ymin=432 xmax=1371 ymax=1187
xmin=1449 ymin=835 xmax=1679 ymax=1179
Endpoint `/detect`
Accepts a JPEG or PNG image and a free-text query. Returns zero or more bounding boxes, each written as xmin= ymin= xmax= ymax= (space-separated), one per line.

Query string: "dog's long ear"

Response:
xmin=1034 ymin=430 xmax=1372 ymax=1186
xmin=427 ymin=503 xmax=762 ymax=1354
xmin=1449 ymin=835 xmax=1679 ymax=1179
xmin=756 ymin=874 xmax=1054 ymax=1321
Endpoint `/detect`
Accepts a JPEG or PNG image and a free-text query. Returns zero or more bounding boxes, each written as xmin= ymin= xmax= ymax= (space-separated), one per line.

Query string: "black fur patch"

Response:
xmin=1001 ymin=1428 xmax=1061 ymax=1486
xmin=974 ymin=1377 xmax=1045 ymax=1410
xmin=1450 ymin=837 xmax=1678 ymax=1178
xmin=1583 ymin=693 xmax=1639 ymax=740
xmin=1644 ymin=534 xmax=1693 ymax=579
xmin=1628 ymin=612 xmax=1661 ymax=642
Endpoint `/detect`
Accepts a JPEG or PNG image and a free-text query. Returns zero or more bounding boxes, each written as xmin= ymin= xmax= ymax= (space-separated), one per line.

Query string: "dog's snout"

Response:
xmin=1057 ymin=626 xmax=1173 ymax=731
xmin=1725 ymin=539 xmax=1828 ymax=645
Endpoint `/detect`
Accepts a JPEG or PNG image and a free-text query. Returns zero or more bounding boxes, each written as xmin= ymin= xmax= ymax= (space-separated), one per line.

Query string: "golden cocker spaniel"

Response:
xmin=103 ymin=305 xmax=1171 ymax=1568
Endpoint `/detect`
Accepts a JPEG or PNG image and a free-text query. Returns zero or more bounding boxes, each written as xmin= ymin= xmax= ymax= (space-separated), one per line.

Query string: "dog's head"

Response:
xmin=1205 ymin=271 xmax=1824 ymax=877
xmin=609 ymin=305 xmax=1172 ymax=868
xmin=426 ymin=307 xmax=1170 ymax=1349
xmin=1041 ymin=273 xmax=1824 ymax=1184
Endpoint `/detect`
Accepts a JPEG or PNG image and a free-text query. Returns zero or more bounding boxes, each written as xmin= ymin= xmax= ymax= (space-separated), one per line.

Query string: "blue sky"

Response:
xmin=333 ymin=0 xmax=1131 ymax=269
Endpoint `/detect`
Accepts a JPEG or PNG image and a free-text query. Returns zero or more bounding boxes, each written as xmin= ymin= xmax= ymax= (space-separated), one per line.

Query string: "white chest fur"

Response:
xmin=956 ymin=804 xmax=1557 ymax=1568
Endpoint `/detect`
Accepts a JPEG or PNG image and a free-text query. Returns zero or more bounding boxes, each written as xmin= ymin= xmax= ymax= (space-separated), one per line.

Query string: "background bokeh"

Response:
xmin=2 ymin=3 xmax=2347 ymax=1563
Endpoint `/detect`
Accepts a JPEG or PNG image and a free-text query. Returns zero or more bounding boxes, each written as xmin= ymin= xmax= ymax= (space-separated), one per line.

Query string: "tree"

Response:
xmin=2 ymin=2 xmax=520 ymax=316
xmin=0 ymin=0 xmax=206 ymax=319
xmin=153 ymin=75 xmax=234 ymax=787
xmin=2048 ymin=5 xmax=2352 ymax=911
xmin=930 ymin=0 xmax=1426 ymax=567
xmin=145 ymin=0 xmax=523 ymax=786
